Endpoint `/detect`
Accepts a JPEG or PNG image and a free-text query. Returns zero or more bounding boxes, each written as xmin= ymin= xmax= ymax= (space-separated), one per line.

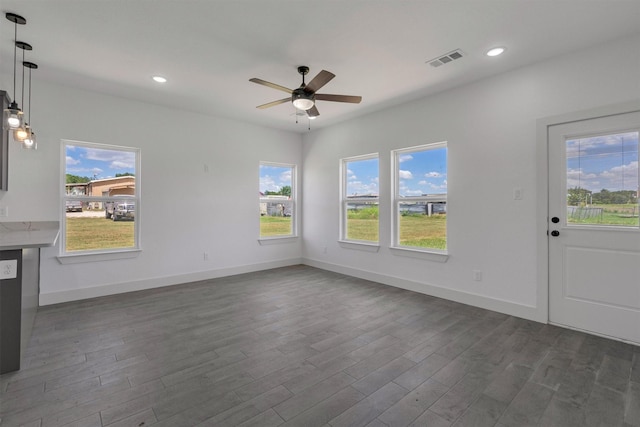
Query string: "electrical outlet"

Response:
xmin=323 ymin=246 xmax=327 ymax=254
xmin=473 ymin=270 xmax=482 ymax=281
xmin=203 ymin=252 xmax=209 ymax=261
xmin=204 ymin=164 xmax=209 ymax=173
xmin=0 ymin=260 xmax=18 ymax=280
xmin=0 ymin=206 xmax=8 ymax=217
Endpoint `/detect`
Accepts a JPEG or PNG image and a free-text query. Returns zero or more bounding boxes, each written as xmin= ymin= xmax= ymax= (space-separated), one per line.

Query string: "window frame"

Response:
xmin=391 ymin=142 xmax=448 ymax=260
xmin=258 ymin=161 xmax=297 ymax=241
xmin=59 ymin=139 xmax=141 ymax=262
xmin=340 ymin=153 xmax=380 ymax=247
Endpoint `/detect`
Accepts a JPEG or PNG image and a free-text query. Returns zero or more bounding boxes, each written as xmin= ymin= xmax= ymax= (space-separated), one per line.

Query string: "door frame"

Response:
xmin=535 ymin=100 xmax=640 ymax=327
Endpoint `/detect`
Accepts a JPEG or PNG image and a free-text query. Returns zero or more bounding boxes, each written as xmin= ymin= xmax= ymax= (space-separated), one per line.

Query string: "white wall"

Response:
xmin=1 ymin=35 xmax=638 ymax=314
xmin=301 ymin=34 xmax=640 ymax=322
xmin=0 ymin=80 xmax=303 ymax=304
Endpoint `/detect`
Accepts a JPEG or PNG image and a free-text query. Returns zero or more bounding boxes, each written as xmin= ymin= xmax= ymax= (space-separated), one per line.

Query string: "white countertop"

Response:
xmin=0 ymin=221 xmax=60 ymax=250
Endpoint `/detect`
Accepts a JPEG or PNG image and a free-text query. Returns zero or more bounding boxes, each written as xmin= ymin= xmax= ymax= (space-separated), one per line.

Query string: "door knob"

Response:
xmin=551 ymin=217 xmax=559 ymax=223
xmin=551 ymin=230 xmax=560 ymax=237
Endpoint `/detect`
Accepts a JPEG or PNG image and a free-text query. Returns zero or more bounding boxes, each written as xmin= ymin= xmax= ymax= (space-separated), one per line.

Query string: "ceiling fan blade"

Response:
xmin=249 ymin=78 xmax=293 ymax=94
xmin=256 ymin=98 xmax=290 ymax=109
xmin=315 ymin=94 xmax=362 ymax=104
xmin=304 ymin=70 xmax=335 ymax=94
xmin=307 ymin=105 xmax=320 ymax=117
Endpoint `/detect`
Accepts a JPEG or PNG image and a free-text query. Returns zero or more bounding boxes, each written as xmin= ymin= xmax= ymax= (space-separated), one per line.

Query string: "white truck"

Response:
xmin=105 ymin=195 xmax=135 ymax=221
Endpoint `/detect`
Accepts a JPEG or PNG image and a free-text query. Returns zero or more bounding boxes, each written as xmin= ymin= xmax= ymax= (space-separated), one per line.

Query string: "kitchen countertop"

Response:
xmin=0 ymin=221 xmax=60 ymax=250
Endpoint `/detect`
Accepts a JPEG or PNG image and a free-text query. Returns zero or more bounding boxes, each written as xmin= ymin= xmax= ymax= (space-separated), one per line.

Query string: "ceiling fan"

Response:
xmin=250 ymin=66 xmax=362 ymax=118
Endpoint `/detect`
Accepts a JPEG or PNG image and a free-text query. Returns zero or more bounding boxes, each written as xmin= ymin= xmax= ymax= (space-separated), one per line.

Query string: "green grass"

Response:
xmin=346 ymin=207 xmax=379 ymax=241
xmin=260 ymin=216 xmax=292 ymax=237
xmin=346 ymin=219 xmax=379 ymax=242
xmin=345 ymin=208 xmax=447 ymax=249
xmin=66 ymin=217 xmax=135 ymax=251
xmin=399 ymin=214 xmax=447 ymax=250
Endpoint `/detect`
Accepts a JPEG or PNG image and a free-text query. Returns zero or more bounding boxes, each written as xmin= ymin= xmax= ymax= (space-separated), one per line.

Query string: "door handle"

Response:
xmin=551 ymin=230 xmax=560 ymax=237
xmin=551 ymin=217 xmax=560 ymax=223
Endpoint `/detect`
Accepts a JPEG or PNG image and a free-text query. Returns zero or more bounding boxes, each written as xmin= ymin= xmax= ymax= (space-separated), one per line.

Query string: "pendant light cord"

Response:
xmin=28 ymin=67 xmax=32 ymax=124
xmin=20 ymin=47 xmax=26 ymax=110
xmin=12 ymin=22 xmax=18 ymax=98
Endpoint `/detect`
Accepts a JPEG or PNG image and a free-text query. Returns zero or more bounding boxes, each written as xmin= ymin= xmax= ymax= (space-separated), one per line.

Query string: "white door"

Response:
xmin=548 ymin=110 xmax=640 ymax=344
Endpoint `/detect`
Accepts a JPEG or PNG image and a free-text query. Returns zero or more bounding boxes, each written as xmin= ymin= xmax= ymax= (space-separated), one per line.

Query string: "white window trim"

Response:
xmin=258 ymin=161 xmax=297 ymax=240
xmin=391 ymin=142 xmax=448 ymax=259
xmin=59 ymin=139 xmax=141 ymax=261
xmin=340 ymin=153 xmax=380 ymax=246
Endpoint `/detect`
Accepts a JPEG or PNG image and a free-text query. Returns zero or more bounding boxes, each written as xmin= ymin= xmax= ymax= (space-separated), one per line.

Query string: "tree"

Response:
xmin=592 ymin=189 xmax=637 ymax=204
xmin=280 ymin=185 xmax=291 ymax=197
xmin=66 ymin=174 xmax=91 ymax=184
xmin=567 ymin=187 xmax=591 ymax=206
xmin=115 ymin=172 xmax=135 ymax=177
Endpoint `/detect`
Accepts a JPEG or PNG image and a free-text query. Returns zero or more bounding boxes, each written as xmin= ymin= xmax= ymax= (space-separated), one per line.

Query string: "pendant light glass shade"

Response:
xmin=22 ymin=126 xmax=36 ymax=150
xmin=13 ymin=125 xmax=29 ymax=141
xmin=3 ymin=103 xmax=24 ymax=130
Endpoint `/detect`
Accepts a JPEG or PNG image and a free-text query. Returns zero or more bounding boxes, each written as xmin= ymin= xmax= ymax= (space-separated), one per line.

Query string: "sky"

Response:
xmin=345 ymin=147 xmax=448 ymax=197
xmin=566 ymin=132 xmax=639 ymax=193
xmin=66 ymin=145 xmax=136 ymax=179
xmin=259 ymin=164 xmax=292 ymax=193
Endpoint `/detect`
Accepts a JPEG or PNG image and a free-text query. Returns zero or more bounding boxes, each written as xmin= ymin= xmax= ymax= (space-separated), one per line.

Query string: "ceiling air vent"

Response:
xmin=427 ymin=49 xmax=465 ymax=68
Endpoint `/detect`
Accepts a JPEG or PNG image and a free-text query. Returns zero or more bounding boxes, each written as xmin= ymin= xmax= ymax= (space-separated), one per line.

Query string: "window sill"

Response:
xmin=338 ymin=240 xmax=380 ymax=253
xmin=389 ymin=246 xmax=449 ymax=263
xmin=57 ymin=249 xmax=141 ymax=264
xmin=258 ymin=236 xmax=299 ymax=245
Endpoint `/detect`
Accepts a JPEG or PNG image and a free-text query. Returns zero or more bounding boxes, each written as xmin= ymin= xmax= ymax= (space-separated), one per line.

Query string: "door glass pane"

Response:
xmin=566 ymin=131 xmax=639 ymax=227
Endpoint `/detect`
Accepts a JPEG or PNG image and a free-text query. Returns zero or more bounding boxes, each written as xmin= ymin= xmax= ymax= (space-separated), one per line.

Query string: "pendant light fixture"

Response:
xmin=3 ymin=13 xmax=27 ymax=131
xmin=22 ymin=61 xmax=38 ymax=150
xmin=13 ymin=41 xmax=32 ymax=142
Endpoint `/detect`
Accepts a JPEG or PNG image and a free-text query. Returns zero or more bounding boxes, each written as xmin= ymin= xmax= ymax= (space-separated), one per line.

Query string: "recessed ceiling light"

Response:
xmin=486 ymin=47 xmax=506 ymax=57
xmin=152 ymin=76 xmax=167 ymax=83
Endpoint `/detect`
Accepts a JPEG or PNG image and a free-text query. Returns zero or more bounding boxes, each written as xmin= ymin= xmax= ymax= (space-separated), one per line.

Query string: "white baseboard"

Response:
xmin=40 ymin=256 xmax=545 ymax=324
xmin=39 ymin=257 xmax=303 ymax=306
xmin=303 ymin=258 xmax=544 ymax=323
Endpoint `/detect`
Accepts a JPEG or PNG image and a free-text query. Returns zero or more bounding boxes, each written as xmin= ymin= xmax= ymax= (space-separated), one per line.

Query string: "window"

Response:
xmin=259 ymin=162 xmax=296 ymax=238
xmin=341 ymin=154 xmax=379 ymax=243
xmin=62 ymin=140 xmax=140 ymax=256
xmin=566 ymin=131 xmax=639 ymax=227
xmin=392 ymin=142 xmax=447 ymax=252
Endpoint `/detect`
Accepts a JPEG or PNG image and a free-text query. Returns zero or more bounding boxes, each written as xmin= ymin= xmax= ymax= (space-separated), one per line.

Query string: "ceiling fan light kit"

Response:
xmin=292 ymin=89 xmax=314 ymax=111
xmin=250 ymin=65 xmax=362 ymax=120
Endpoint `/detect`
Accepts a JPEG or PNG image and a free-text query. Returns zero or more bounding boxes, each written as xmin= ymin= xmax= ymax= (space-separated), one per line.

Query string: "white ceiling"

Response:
xmin=2 ymin=1 xmax=639 ymax=133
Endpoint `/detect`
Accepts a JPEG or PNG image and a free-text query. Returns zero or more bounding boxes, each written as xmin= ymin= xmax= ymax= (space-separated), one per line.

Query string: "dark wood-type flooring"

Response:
xmin=1 ymin=265 xmax=639 ymax=426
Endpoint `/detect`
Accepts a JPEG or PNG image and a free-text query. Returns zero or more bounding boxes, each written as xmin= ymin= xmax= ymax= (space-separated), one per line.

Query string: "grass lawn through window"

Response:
xmin=345 ymin=207 xmax=446 ymax=249
xmin=260 ymin=216 xmax=292 ymax=237
xmin=66 ymin=217 xmax=135 ymax=252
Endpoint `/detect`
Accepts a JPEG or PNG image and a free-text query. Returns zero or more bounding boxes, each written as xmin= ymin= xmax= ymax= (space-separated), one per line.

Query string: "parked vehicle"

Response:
xmin=105 ymin=195 xmax=135 ymax=221
xmin=65 ymin=200 xmax=83 ymax=212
